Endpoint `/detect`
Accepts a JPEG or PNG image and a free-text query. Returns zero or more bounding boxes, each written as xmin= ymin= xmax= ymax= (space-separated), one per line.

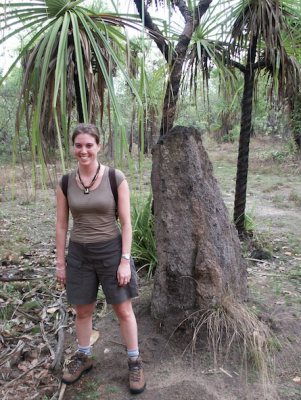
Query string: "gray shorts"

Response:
xmin=66 ymin=235 xmax=139 ymax=305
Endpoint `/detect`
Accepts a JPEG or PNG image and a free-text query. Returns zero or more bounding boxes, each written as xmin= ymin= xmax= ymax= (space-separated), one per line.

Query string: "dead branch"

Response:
xmin=246 ymin=258 xmax=269 ymax=263
xmin=0 ymin=276 xmax=49 ymax=282
xmin=107 ymin=340 xmax=126 ymax=348
xmin=51 ymin=299 xmax=67 ymax=372
xmin=52 ymin=388 xmax=61 ymax=400
xmin=58 ymin=383 xmax=66 ymax=400
xmin=16 ymin=308 xmax=40 ymax=324
xmin=40 ymin=320 xmax=55 ymax=359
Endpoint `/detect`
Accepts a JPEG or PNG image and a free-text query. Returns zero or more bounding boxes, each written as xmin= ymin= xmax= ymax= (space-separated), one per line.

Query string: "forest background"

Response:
xmin=0 ymin=1 xmax=301 ymax=399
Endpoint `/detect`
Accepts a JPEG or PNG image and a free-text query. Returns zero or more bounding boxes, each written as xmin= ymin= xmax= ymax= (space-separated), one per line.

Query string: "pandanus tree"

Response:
xmin=180 ymin=0 xmax=301 ymax=235
xmin=0 ymin=0 xmax=148 ymax=179
xmin=226 ymin=0 xmax=301 ymax=234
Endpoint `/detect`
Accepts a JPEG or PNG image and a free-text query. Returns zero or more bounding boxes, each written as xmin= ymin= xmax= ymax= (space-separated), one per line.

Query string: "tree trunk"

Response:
xmin=233 ymin=68 xmax=255 ymax=234
xmin=133 ymin=0 xmax=212 ymax=136
xmin=234 ymin=36 xmax=258 ymax=235
xmin=129 ymin=96 xmax=136 ymax=153
xmin=151 ymin=126 xmax=249 ymax=328
xmin=159 ymin=0 xmax=212 ymax=136
xmin=288 ymin=94 xmax=301 ymax=151
xmin=74 ymin=72 xmax=84 ymax=123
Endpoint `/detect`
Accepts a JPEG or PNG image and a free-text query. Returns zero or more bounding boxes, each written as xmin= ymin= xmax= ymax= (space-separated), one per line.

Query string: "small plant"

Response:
xmin=97 ymin=287 xmax=105 ymax=299
xmin=23 ymin=301 xmax=40 ymax=308
xmin=288 ymin=190 xmax=301 ymax=207
xmin=31 ymin=326 xmax=40 ymax=335
xmin=86 ymin=381 xmax=96 ymax=390
xmin=131 ymin=193 xmax=157 ymax=278
xmin=105 ymin=386 xmax=118 ymax=394
xmin=5 ymin=284 xmax=15 ymax=294
xmin=0 ymin=305 xmax=13 ymax=322
xmin=230 ymin=202 xmax=272 ymax=237
xmin=273 ymin=195 xmax=283 ymax=203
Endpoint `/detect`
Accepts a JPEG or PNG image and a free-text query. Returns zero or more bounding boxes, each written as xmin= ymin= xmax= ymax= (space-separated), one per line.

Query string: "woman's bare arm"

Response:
xmin=116 ymin=179 xmax=132 ymax=286
xmin=56 ymin=184 xmax=69 ymax=284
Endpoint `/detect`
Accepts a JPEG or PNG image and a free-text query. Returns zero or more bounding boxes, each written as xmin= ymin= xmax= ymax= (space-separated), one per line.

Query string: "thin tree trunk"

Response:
xmin=288 ymin=95 xmax=301 ymax=151
xmin=144 ymin=113 xmax=148 ymax=154
xmin=233 ymin=69 xmax=255 ymax=233
xmin=74 ymin=72 xmax=84 ymax=123
xmin=160 ymin=0 xmax=212 ymax=136
xmin=107 ymin=91 xmax=113 ymax=158
xmin=133 ymin=0 xmax=212 ymax=137
xmin=234 ymin=36 xmax=258 ymax=234
xmin=129 ymin=96 xmax=136 ymax=153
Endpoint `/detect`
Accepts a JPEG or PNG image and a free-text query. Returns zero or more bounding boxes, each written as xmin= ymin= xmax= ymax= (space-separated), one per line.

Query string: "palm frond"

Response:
xmin=0 ymin=1 xmax=154 ymax=174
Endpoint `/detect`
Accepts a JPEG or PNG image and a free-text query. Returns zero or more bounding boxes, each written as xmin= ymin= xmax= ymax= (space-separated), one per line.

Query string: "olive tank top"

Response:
xmin=59 ymin=166 xmax=125 ymax=243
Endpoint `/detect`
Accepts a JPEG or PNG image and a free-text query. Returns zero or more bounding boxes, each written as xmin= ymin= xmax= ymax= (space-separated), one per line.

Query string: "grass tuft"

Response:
xmin=171 ymin=293 xmax=277 ymax=393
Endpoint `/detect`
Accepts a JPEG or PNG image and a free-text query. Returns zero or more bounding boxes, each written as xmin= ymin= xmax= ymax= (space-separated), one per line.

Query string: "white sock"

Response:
xmin=78 ymin=344 xmax=91 ymax=355
xmin=127 ymin=347 xmax=139 ymax=361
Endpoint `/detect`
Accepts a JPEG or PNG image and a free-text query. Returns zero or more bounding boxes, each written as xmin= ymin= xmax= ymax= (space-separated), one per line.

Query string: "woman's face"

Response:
xmin=73 ymin=133 xmax=100 ymax=167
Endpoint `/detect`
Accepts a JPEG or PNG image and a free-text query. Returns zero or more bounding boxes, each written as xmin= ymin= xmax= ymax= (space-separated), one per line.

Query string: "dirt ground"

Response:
xmin=0 ymin=136 xmax=301 ymax=400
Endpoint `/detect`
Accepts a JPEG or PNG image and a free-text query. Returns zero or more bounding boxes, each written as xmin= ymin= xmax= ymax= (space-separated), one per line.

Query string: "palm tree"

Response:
xmin=0 ymin=0 xmax=143 ymax=174
xmin=226 ymin=0 xmax=301 ymax=234
xmin=168 ymin=0 xmax=301 ymax=235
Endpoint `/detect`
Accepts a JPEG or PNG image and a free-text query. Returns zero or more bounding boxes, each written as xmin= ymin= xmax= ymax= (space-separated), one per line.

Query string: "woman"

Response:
xmin=56 ymin=123 xmax=145 ymax=394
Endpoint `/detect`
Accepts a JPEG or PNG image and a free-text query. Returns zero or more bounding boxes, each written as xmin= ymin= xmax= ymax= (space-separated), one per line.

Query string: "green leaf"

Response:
xmin=34 ymin=17 xmax=64 ymax=147
xmin=45 ymin=0 xmax=70 ymax=18
xmin=0 ymin=16 xmax=48 ymax=45
xmin=70 ymin=11 xmax=88 ymax=122
xmin=53 ymin=12 xmax=70 ymax=172
xmin=79 ymin=10 xmax=142 ymax=106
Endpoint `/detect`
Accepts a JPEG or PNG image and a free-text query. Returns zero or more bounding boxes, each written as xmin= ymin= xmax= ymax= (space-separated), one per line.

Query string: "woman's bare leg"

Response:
xmin=75 ymin=303 xmax=96 ymax=347
xmin=112 ymin=299 xmax=138 ymax=350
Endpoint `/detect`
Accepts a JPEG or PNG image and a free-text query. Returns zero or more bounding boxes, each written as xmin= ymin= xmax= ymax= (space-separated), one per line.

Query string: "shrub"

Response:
xmin=131 ymin=194 xmax=157 ymax=278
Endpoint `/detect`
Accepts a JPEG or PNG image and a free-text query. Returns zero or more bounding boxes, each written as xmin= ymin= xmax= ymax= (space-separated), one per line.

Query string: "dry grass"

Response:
xmin=171 ymin=292 xmax=277 ymax=393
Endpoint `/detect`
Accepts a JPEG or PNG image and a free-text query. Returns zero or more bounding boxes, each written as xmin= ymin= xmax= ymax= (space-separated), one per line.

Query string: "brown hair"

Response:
xmin=72 ymin=124 xmax=100 ymax=145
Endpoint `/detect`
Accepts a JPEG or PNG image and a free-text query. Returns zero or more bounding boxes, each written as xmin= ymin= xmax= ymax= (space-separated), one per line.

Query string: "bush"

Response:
xmin=131 ymin=194 xmax=157 ymax=278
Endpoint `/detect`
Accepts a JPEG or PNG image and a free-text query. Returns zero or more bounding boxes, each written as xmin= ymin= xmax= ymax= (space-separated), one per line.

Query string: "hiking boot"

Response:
xmin=128 ymin=356 xmax=146 ymax=394
xmin=62 ymin=351 xmax=93 ymax=385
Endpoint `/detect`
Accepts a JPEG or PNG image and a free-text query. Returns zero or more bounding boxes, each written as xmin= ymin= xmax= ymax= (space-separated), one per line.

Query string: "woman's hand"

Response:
xmin=117 ymin=259 xmax=131 ymax=286
xmin=56 ymin=263 xmax=66 ymax=285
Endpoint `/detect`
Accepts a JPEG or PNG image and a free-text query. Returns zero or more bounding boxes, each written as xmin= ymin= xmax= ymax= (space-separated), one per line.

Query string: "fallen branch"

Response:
xmin=51 ymin=299 xmax=67 ymax=372
xmin=107 ymin=340 xmax=126 ymax=348
xmin=40 ymin=320 xmax=55 ymax=359
xmin=58 ymin=383 xmax=66 ymax=400
xmin=219 ymin=367 xmax=233 ymax=378
xmin=246 ymin=258 xmax=269 ymax=263
xmin=0 ymin=276 xmax=49 ymax=282
xmin=16 ymin=308 xmax=40 ymax=323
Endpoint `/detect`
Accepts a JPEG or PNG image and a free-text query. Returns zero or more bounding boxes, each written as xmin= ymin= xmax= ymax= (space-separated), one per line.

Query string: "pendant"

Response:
xmin=84 ymin=187 xmax=89 ymax=194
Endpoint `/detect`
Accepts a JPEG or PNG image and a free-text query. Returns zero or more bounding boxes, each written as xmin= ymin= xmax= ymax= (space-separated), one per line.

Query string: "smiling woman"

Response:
xmin=0 ymin=0 xmax=142 ymax=171
xmin=55 ymin=122 xmax=146 ymax=394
